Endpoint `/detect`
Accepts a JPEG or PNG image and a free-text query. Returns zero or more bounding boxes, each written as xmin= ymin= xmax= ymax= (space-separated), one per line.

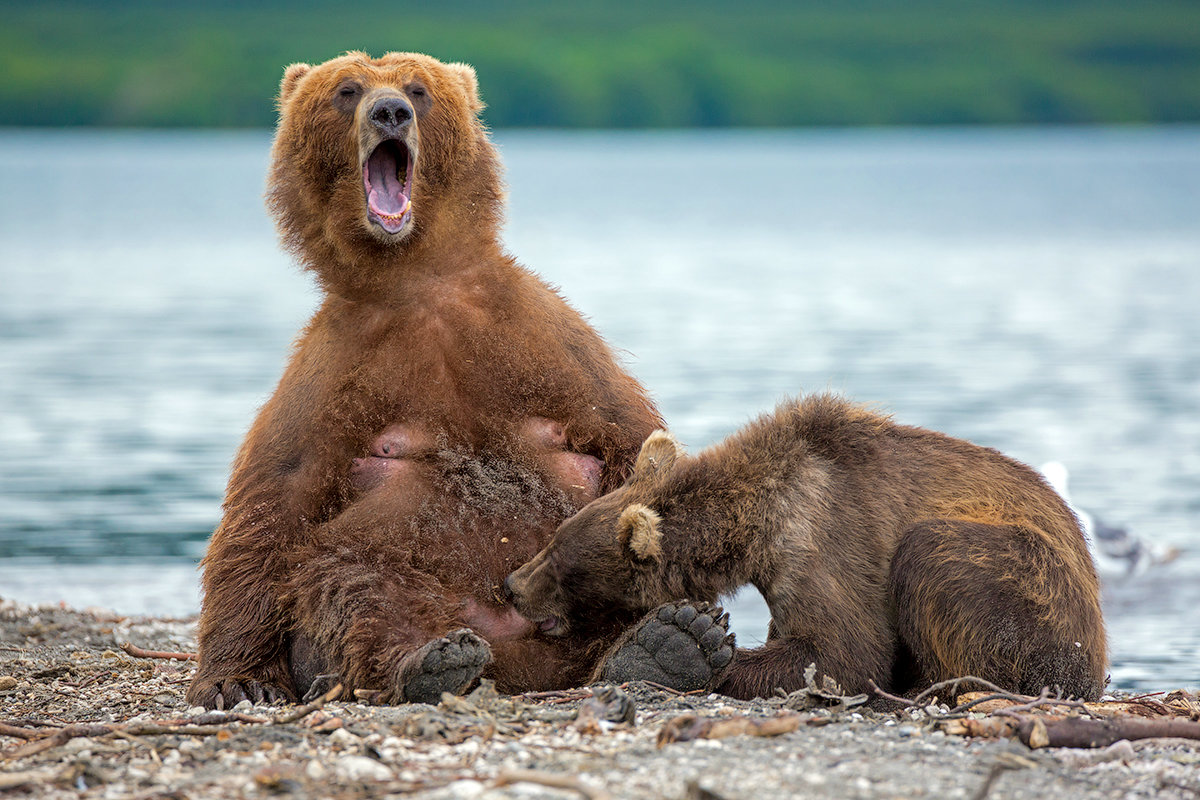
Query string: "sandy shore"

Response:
xmin=2 ymin=597 xmax=1198 ymax=799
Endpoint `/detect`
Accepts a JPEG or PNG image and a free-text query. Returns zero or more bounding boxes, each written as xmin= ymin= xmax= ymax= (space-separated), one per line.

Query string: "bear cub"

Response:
xmin=506 ymin=393 xmax=1108 ymax=701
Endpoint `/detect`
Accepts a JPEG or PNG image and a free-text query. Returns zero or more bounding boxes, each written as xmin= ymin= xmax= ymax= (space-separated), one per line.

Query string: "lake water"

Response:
xmin=1 ymin=126 xmax=1197 ymax=691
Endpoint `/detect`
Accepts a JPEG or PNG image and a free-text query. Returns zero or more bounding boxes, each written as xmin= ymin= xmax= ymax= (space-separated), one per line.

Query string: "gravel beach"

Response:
xmin=2 ymin=597 xmax=1198 ymax=799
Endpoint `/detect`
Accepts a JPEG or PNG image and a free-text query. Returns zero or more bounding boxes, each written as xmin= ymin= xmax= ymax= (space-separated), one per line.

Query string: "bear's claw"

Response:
xmin=395 ymin=629 xmax=492 ymax=704
xmin=190 ymin=677 xmax=292 ymax=709
xmin=300 ymin=673 xmax=343 ymax=703
xmin=595 ymin=600 xmax=735 ymax=692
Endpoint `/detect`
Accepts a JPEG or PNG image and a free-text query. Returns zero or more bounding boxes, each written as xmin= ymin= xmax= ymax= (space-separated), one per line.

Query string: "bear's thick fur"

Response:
xmin=506 ymin=394 xmax=1108 ymax=701
xmin=187 ymin=52 xmax=662 ymax=709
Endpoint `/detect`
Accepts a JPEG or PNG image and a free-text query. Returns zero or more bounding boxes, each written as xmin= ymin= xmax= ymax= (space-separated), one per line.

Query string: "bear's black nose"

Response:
xmin=369 ymin=97 xmax=413 ymax=135
xmin=502 ymin=574 xmax=516 ymax=602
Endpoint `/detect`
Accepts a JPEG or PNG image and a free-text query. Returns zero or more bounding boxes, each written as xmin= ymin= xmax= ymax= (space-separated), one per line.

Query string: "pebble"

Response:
xmin=305 ymin=760 xmax=328 ymax=781
xmin=335 ymin=755 xmax=392 ymax=782
xmin=0 ymin=676 xmax=17 ymax=691
xmin=328 ymin=728 xmax=362 ymax=747
xmin=447 ymin=779 xmax=486 ymax=797
xmin=231 ymin=699 xmax=253 ymax=713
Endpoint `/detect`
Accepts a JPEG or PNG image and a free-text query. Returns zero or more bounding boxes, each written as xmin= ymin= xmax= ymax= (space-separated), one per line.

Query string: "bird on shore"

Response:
xmin=1040 ymin=461 xmax=1180 ymax=577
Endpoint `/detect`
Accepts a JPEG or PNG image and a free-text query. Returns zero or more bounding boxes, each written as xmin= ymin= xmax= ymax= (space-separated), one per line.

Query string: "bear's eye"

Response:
xmin=405 ymin=83 xmax=432 ymax=115
xmin=333 ymin=81 xmax=363 ymax=112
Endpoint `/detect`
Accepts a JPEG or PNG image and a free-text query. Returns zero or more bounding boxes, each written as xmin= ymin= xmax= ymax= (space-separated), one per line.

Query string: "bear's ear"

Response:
xmin=447 ymin=62 xmax=484 ymax=113
xmin=632 ymin=430 xmax=682 ymax=485
xmin=617 ymin=503 xmax=663 ymax=561
xmin=279 ymin=62 xmax=312 ymax=105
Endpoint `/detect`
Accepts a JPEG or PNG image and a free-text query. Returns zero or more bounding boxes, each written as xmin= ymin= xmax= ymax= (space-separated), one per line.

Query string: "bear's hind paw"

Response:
xmin=395 ymin=629 xmax=492 ymax=705
xmin=596 ymin=600 xmax=735 ymax=692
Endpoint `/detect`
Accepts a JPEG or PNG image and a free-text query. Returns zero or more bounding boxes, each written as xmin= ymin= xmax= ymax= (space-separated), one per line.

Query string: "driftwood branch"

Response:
xmin=0 ymin=685 xmax=342 ymax=761
xmin=657 ymin=713 xmax=802 ymax=747
xmin=1016 ymin=715 xmax=1200 ymax=749
xmin=119 ymin=642 xmax=198 ymax=661
xmin=0 ymin=766 xmax=68 ymax=790
xmin=1 ymin=724 xmax=123 ymax=760
xmin=0 ymin=723 xmax=41 ymax=741
xmin=493 ymin=768 xmax=613 ymax=800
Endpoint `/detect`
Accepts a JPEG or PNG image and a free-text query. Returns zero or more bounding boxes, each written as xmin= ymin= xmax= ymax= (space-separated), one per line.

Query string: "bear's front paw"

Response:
xmin=394 ymin=629 xmax=492 ymax=704
xmin=596 ymin=600 xmax=735 ymax=692
xmin=188 ymin=677 xmax=293 ymax=710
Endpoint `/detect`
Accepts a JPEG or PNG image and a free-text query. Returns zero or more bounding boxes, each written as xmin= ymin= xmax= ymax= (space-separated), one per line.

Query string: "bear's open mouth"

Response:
xmin=363 ymin=139 xmax=414 ymax=235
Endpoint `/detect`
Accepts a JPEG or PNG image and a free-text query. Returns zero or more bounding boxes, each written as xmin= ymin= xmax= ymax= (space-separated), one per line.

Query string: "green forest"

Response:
xmin=2 ymin=0 xmax=1199 ymax=128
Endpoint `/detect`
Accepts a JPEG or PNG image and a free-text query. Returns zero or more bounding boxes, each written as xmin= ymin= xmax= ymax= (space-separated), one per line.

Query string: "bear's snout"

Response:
xmin=504 ymin=559 xmax=570 ymax=636
xmin=369 ymin=96 xmax=413 ymax=136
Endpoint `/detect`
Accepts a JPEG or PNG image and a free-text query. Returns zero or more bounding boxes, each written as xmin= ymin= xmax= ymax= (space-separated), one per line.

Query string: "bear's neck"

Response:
xmin=284 ymin=151 xmax=508 ymax=304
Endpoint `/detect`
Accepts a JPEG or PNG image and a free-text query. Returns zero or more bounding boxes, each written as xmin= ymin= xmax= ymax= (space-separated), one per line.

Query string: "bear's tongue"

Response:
xmin=365 ymin=140 xmax=411 ymax=233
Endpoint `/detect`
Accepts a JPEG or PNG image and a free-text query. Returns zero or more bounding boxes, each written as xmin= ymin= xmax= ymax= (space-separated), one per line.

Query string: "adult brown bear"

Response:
xmin=506 ymin=394 xmax=1108 ymax=701
xmin=186 ymin=52 xmax=662 ymax=709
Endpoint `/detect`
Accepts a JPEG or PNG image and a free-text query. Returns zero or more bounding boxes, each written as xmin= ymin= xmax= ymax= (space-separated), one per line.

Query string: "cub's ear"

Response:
xmin=632 ymin=430 xmax=682 ymax=484
xmin=279 ymin=62 xmax=312 ymax=105
xmin=617 ymin=504 xmax=662 ymax=561
xmin=447 ymin=62 xmax=484 ymax=113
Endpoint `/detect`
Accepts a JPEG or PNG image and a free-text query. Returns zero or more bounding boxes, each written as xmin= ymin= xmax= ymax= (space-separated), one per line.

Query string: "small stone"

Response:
xmin=447 ymin=779 xmax=485 ymax=797
xmin=305 ymin=760 xmax=328 ymax=780
xmin=185 ymin=705 xmax=207 ymax=717
xmin=336 ymin=755 xmax=392 ymax=782
xmin=0 ymin=676 xmax=17 ymax=691
xmin=231 ymin=699 xmax=253 ymax=713
xmin=329 ymin=727 xmax=362 ymax=747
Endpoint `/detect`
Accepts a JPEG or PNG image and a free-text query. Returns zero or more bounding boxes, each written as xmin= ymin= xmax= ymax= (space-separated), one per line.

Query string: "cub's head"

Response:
xmin=505 ymin=430 xmax=683 ymax=637
xmin=267 ymin=52 xmax=500 ymax=294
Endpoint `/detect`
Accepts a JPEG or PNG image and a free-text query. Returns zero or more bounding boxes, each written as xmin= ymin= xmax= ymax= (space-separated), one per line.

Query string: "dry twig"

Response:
xmin=119 ymin=642 xmax=198 ymax=661
xmin=913 ymin=677 xmax=1009 ymax=706
xmin=273 ymin=682 xmax=343 ymax=725
xmin=993 ymin=687 xmax=1089 ymax=718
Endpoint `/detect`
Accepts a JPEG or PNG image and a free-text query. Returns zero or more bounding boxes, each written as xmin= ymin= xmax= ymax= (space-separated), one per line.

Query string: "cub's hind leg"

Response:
xmin=887 ymin=519 xmax=1107 ymax=700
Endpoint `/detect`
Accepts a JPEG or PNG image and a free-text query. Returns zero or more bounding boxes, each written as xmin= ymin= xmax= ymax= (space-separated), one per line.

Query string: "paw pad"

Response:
xmin=397 ymin=629 xmax=492 ymax=704
xmin=598 ymin=600 xmax=736 ymax=691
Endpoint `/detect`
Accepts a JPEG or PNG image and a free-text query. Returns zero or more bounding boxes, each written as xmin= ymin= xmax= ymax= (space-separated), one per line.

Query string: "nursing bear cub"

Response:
xmin=507 ymin=394 xmax=1108 ymax=701
xmin=187 ymin=52 xmax=662 ymax=709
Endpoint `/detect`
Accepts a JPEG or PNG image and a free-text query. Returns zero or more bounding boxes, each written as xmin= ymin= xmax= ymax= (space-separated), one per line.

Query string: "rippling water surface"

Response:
xmin=1 ymin=127 xmax=1197 ymax=690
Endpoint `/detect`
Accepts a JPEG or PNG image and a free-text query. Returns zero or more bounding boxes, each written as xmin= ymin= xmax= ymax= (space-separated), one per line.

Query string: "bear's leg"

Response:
xmin=282 ymin=533 xmax=494 ymax=703
xmin=715 ymin=630 xmax=890 ymax=700
xmin=189 ymin=549 xmax=299 ymax=709
xmin=888 ymin=519 xmax=1106 ymax=700
xmin=591 ymin=601 xmax=736 ymax=691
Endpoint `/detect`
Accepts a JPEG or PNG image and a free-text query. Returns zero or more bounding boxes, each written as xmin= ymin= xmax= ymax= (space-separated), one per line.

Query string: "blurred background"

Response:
xmin=0 ymin=0 xmax=1197 ymax=691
